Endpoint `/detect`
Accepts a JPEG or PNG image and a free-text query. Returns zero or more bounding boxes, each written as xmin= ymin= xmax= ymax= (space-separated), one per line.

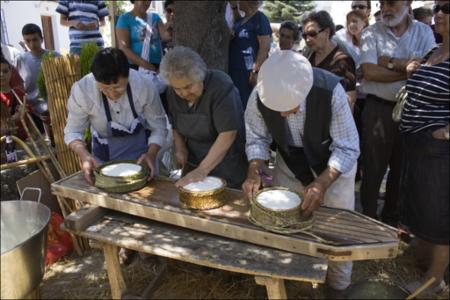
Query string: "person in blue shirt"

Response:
xmin=56 ymin=0 xmax=109 ymax=55
xmin=228 ymin=1 xmax=272 ymax=109
xmin=116 ymin=0 xmax=169 ymax=71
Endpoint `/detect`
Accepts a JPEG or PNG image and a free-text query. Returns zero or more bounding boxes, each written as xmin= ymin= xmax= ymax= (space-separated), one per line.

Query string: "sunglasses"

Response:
xmin=434 ymin=3 xmax=450 ymax=14
xmin=351 ymin=5 xmax=367 ymax=10
xmin=302 ymin=28 xmax=326 ymax=39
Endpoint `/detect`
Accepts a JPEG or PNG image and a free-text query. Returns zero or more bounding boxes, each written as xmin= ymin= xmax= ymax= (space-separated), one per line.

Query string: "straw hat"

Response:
xmin=257 ymin=50 xmax=314 ymax=112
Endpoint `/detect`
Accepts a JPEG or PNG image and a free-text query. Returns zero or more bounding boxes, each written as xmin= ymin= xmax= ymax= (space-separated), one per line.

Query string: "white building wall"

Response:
xmin=2 ymin=0 xmax=71 ymax=54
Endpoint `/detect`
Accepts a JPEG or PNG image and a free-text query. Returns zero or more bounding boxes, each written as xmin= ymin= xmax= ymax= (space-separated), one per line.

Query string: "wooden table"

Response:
xmin=63 ymin=208 xmax=328 ymax=299
xmin=52 ymin=173 xmax=400 ymax=262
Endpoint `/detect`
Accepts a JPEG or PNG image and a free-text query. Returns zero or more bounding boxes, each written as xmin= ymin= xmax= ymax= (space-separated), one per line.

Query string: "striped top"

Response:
xmin=56 ymin=0 xmax=109 ymax=51
xmin=400 ymin=47 xmax=450 ymax=133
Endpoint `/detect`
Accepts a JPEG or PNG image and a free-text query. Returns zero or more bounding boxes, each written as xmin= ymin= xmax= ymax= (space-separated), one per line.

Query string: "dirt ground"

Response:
xmin=39 ymin=241 xmax=448 ymax=299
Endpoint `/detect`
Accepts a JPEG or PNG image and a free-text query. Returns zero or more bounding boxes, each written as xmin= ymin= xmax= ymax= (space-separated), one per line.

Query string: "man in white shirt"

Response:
xmin=64 ymin=48 xmax=168 ymax=185
xmin=359 ymin=0 xmax=435 ymax=225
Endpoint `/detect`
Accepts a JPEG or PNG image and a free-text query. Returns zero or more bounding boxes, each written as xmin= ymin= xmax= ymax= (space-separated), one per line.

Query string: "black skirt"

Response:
xmin=400 ymin=130 xmax=449 ymax=245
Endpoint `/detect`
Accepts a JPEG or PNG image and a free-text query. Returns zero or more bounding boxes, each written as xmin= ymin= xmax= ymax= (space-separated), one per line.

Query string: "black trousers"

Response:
xmin=360 ymin=95 xmax=402 ymax=223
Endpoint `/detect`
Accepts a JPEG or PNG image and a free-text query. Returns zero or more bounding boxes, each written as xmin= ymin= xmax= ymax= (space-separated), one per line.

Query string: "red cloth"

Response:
xmin=0 ymin=67 xmax=28 ymax=139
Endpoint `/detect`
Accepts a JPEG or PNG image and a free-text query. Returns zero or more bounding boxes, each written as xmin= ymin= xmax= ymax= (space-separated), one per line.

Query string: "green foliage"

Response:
xmin=79 ymin=43 xmax=99 ymax=149
xmin=37 ymin=51 xmax=56 ymax=100
xmin=105 ymin=0 xmax=128 ymax=15
xmin=79 ymin=42 xmax=100 ymax=77
xmin=262 ymin=1 xmax=315 ymax=23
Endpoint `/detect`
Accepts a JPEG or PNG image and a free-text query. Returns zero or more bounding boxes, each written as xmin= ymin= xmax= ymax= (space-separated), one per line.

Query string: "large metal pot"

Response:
xmin=1 ymin=194 xmax=51 ymax=299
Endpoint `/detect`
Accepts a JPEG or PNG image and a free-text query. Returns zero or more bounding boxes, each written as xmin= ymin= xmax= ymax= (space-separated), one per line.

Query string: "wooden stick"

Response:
xmin=406 ymin=277 xmax=436 ymax=299
xmin=14 ymin=92 xmax=65 ymax=179
xmin=0 ymin=155 xmax=50 ymax=170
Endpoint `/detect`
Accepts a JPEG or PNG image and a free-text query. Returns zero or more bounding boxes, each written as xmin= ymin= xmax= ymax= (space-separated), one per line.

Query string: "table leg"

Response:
xmin=103 ymin=244 xmax=127 ymax=299
xmin=255 ymin=276 xmax=287 ymax=299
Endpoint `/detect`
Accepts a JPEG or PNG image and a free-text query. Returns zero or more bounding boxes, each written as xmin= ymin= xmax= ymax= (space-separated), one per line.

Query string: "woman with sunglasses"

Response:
xmin=302 ymin=11 xmax=357 ymax=110
xmin=399 ymin=1 xmax=449 ymax=295
xmin=351 ymin=1 xmax=371 ymax=19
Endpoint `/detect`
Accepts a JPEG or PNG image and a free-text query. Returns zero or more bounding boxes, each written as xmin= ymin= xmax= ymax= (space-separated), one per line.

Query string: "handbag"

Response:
xmin=392 ymin=85 xmax=408 ymax=122
xmin=139 ymin=13 xmax=167 ymax=94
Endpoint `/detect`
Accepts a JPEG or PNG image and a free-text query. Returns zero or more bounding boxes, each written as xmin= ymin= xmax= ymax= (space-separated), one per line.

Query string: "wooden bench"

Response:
xmin=63 ymin=208 xmax=328 ymax=299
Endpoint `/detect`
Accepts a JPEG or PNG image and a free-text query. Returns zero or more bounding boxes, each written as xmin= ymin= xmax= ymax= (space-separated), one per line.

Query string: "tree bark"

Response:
xmin=173 ymin=1 xmax=230 ymax=72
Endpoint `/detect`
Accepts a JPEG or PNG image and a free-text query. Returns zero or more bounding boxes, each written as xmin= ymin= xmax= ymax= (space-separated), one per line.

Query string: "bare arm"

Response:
xmin=116 ymin=28 xmax=156 ymax=71
xmin=98 ymin=17 xmax=105 ymax=27
xmin=172 ymin=129 xmax=188 ymax=168
xmin=175 ymin=130 xmax=237 ymax=187
xmin=157 ymin=20 xmax=170 ymax=43
xmin=253 ymin=35 xmax=272 ymax=71
xmin=60 ymin=15 xmax=80 ymax=28
xmin=60 ymin=15 xmax=100 ymax=31
xmin=198 ymin=131 xmax=237 ymax=173
xmin=361 ymin=63 xmax=407 ymax=82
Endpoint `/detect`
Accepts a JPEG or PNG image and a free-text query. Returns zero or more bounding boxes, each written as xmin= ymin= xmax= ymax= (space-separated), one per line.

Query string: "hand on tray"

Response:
xmin=302 ymin=180 xmax=326 ymax=217
xmin=242 ymin=172 xmax=261 ymax=200
xmin=137 ymin=152 xmax=157 ymax=179
xmin=80 ymin=154 xmax=99 ymax=185
xmin=175 ymin=167 xmax=208 ymax=188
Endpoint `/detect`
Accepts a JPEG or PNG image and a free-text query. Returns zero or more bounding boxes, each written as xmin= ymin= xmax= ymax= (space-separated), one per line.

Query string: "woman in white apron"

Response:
xmin=64 ymin=48 xmax=169 ymax=185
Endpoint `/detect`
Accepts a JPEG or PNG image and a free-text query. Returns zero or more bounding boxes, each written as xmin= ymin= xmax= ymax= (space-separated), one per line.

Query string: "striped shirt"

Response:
xmin=400 ymin=48 xmax=450 ymax=133
xmin=245 ymin=83 xmax=360 ymax=175
xmin=56 ymin=0 xmax=109 ymax=51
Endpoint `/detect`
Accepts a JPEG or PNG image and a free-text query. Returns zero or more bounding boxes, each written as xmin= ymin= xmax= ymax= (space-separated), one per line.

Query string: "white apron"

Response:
xmin=273 ymin=152 xmax=356 ymax=290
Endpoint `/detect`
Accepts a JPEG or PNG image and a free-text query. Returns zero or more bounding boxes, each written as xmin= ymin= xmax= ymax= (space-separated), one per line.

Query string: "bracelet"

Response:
xmin=251 ymin=69 xmax=258 ymax=74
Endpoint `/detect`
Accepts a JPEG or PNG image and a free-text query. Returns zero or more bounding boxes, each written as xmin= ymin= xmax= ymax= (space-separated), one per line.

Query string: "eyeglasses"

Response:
xmin=434 ymin=3 xmax=450 ymax=14
xmin=351 ymin=5 xmax=367 ymax=10
xmin=301 ymin=28 xmax=326 ymax=39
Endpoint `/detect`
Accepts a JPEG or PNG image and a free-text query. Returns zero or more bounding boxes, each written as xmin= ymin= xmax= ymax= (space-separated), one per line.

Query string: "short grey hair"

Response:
xmin=160 ymin=46 xmax=207 ymax=83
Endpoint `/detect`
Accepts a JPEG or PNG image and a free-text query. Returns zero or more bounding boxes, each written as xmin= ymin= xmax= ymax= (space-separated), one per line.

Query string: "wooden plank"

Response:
xmin=255 ymin=276 xmax=287 ymax=300
xmin=103 ymin=244 xmax=126 ymax=300
xmin=64 ymin=206 xmax=106 ymax=232
xmin=52 ymin=173 xmax=399 ymax=261
xmin=63 ymin=212 xmax=328 ymax=283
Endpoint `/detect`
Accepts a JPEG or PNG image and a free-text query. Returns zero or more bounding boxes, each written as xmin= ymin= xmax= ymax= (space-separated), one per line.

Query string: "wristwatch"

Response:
xmin=387 ymin=57 xmax=395 ymax=70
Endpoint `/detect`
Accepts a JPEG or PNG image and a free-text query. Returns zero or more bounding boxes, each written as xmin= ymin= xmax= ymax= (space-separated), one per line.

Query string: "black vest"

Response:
xmin=257 ymin=68 xmax=341 ymax=185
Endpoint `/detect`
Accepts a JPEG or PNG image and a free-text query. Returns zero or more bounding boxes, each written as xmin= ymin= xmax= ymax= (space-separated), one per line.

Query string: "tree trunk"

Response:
xmin=173 ymin=1 xmax=230 ymax=72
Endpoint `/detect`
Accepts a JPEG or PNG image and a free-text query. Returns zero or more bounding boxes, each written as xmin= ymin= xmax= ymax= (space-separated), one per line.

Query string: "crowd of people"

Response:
xmin=1 ymin=0 xmax=448 ymax=298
